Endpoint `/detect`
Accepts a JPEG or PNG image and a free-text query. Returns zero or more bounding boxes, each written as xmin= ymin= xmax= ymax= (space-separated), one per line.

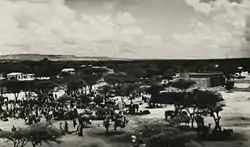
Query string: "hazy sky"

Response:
xmin=0 ymin=0 xmax=249 ymax=59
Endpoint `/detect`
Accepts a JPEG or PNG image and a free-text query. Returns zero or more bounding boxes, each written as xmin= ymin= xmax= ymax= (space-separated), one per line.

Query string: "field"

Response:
xmin=0 ymin=90 xmax=249 ymax=147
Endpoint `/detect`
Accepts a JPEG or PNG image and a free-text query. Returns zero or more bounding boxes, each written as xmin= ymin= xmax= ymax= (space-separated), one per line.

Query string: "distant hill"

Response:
xmin=0 ymin=54 xmax=127 ymax=61
xmin=0 ymin=54 xmax=249 ymax=62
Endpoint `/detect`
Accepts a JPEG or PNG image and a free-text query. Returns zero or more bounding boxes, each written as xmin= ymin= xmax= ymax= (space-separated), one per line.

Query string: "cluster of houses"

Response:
xmin=0 ymin=65 xmax=114 ymax=82
xmin=3 ymin=62 xmax=248 ymax=89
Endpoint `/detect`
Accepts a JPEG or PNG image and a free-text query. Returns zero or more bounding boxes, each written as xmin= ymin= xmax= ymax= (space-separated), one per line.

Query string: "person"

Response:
xmin=64 ymin=121 xmax=68 ymax=133
xmin=73 ymin=118 xmax=77 ymax=128
xmin=59 ymin=122 xmax=63 ymax=130
xmin=11 ymin=125 xmax=16 ymax=132
xmin=116 ymin=111 xmax=123 ymax=121
xmin=48 ymin=110 xmax=53 ymax=120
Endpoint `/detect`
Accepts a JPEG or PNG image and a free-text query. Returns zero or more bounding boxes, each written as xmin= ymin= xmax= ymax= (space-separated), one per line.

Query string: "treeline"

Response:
xmin=0 ymin=58 xmax=249 ymax=77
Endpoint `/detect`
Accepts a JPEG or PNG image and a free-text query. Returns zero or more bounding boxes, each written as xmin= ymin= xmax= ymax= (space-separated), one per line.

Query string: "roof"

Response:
xmin=7 ymin=72 xmax=23 ymax=76
xmin=61 ymin=68 xmax=75 ymax=72
xmin=188 ymin=72 xmax=224 ymax=76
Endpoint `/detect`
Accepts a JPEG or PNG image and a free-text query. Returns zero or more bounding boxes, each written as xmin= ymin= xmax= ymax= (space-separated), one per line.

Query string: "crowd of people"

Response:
xmin=0 ymin=91 xmax=138 ymax=135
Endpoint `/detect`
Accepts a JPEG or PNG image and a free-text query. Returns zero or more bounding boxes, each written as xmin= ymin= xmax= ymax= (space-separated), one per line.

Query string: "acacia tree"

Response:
xmin=4 ymin=80 xmax=25 ymax=102
xmin=30 ymin=80 xmax=58 ymax=103
xmin=225 ymin=79 xmax=234 ymax=92
xmin=0 ymin=122 xmax=63 ymax=147
xmin=104 ymin=72 xmax=137 ymax=105
xmin=180 ymin=89 xmax=200 ymax=128
xmin=170 ymin=79 xmax=196 ymax=114
xmin=171 ymin=79 xmax=196 ymax=92
xmin=65 ymin=76 xmax=86 ymax=98
xmin=123 ymin=83 xmax=141 ymax=105
xmin=162 ymin=69 xmax=175 ymax=85
xmin=0 ymin=80 xmax=6 ymax=96
xmin=21 ymin=81 xmax=34 ymax=100
xmin=146 ymin=84 xmax=164 ymax=108
xmin=194 ymin=90 xmax=225 ymax=131
xmin=156 ymin=91 xmax=188 ymax=119
xmin=96 ymin=85 xmax=113 ymax=105
xmin=0 ymin=129 xmax=28 ymax=147
xmin=25 ymin=122 xmax=63 ymax=147
xmin=79 ymin=66 xmax=108 ymax=94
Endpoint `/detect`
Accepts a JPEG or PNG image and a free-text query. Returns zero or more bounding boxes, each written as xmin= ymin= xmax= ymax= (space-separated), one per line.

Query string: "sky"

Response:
xmin=0 ymin=0 xmax=249 ymax=59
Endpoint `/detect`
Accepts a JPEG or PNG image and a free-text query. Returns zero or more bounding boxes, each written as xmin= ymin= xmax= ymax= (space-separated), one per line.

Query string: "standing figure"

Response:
xmin=59 ymin=122 xmax=63 ymax=131
xmin=11 ymin=125 xmax=16 ymax=132
xmin=64 ymin=121 xmax=68 ymax=133
xmin=73 ymin=118 xmax=77 ymax=128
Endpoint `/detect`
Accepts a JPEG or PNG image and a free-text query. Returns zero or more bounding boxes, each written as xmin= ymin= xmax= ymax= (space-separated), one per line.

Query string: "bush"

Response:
xmin=142 ymin=110 xmax=150 ymax=115
xmin=79 ymin=137 xmax=110 ymax=147
xmin=133 ymin=120 xmax=174 ymax=139
xmin=0 ymin=122 xmax=64 ymax=147
xmin=130 ymin=119 xmax=201 ymax=147
xmin=145 ymin=129 xmax=201 ymax=147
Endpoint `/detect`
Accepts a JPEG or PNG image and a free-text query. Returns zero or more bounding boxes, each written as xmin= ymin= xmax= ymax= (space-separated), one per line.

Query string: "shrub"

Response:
xmin=145 ymin=129 xmax=201 ymax=147
xmin=142 ymin=110 xmax=150 ymax=115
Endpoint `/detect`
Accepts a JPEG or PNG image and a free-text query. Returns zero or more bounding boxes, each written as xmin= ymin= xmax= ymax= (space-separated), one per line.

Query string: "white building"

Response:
xmin=24 ymin=74 xmax=35 ymax=81
xmin=6 ymin=72 xmax=35 ymax=81
xmin=61 ymin=68 xmax=76 ymax=75
xmin=6 ymin=72 xmax=25 ymax=80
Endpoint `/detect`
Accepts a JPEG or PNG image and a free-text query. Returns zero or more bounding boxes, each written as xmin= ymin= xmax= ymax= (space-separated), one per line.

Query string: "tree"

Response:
xmin=123 ymin=83 xmax=141 ymax=105
xmin=117 ymin=63 xmax=147 ymax=81
xmin=133 ymin=120 xmax=200 ymax=147
xmin=171 ymin=79 xmax=196 ymax=92
xmin=170 ymin=79 xmax=196 ymax=115
xmin=0 ymin=122 xmax=63 ymax=147
xmin=146 ymin=84 xmax=164 ymax=108
xmin=143 ymin=62 xmax=160 ymax=79
xmin=145 ymin=129 xmax=195 ymax=147
xmin=4 ymin=80 xmax=25 ymax=102
xmin=162 ymin=69 xmax=175 ymax=84
xmin=97 ymin=85 xmax=113 ymax=105
xmin=104 ymin=72 xmax=138 ymax=105
xmin=0 ymin=80 xmax=6 ymax=96
xmin=65 ymin=76 xmax=86 ymax=97
xmin=6 ymin=63 xmax=33 ymax=74
xmin=24 ymin=122 xmax=63 ymax=147
xmin=77 ymin=94 xmax=92 ymax=105
xmin=77 ymin=66 xmax=108 ymax=95
xmin=225 ymin=80 xmax=234 ymax=92
xmin=21 ymin=81 xmax=34 ymax=100
xmin=0 ymin=129 xmax=28 ymax=147
xmin=104 ymin=72 xmax=137 ymax=86
xmin=30 ymin=80 xmax=58 ymax=103
xmin=57 ymin=95 xmax=74 ymax=103
xmin=194 ymin=90 xmax=225 ymax=131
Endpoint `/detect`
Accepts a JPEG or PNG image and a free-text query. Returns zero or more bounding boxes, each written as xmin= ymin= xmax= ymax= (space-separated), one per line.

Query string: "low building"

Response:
xmin=6 ymin=72 xmax=35 ymax=81
xmin=185 ymin=72 xmax=225 ymax=88
xmin=0 ymin=74 xmax=5 ymax=80
xmin=23 ymin=74 xmax=35 ymax=81
xmin=61 ymin=68 xmax=76 ymax=75
xmin=6 ymin=72 xmax=25 ymax=80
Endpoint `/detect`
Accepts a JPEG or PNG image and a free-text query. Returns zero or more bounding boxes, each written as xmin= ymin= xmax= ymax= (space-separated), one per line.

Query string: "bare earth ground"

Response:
xmin=0 ymin=91 xmax=250 ymax=147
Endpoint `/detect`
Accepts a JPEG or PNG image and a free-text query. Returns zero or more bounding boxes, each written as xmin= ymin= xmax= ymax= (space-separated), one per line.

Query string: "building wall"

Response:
xmin=190 ymin=78 xmax=210 ymax=88
xmin=7 ymin=74 xmax=23 ymax=80
xmin=188 ymin=73 xmax=225 ymax=88
xmin=209 ymin=74 xmax=225 ymax=87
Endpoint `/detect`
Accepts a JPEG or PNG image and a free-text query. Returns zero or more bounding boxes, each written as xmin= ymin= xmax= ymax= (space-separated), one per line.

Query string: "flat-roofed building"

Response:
xmin=7 ymin=72 xmax=24 ymax=80
xmin=61 ymin=68 xmax=76 ymax=75
xmin=184 ymin=72 xmax=225 ymax=88
xmin=6 ymin=72 xmax=35 ymax=81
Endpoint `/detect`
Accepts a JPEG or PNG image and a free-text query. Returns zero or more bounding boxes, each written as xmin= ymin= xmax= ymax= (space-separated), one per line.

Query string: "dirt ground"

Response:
xmin=0 ymin=90 xmax=250 ymax=147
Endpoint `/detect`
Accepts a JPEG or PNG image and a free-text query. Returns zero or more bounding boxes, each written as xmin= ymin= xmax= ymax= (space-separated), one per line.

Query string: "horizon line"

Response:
xmin=0 ymin=53 xmax=250 ymax=61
